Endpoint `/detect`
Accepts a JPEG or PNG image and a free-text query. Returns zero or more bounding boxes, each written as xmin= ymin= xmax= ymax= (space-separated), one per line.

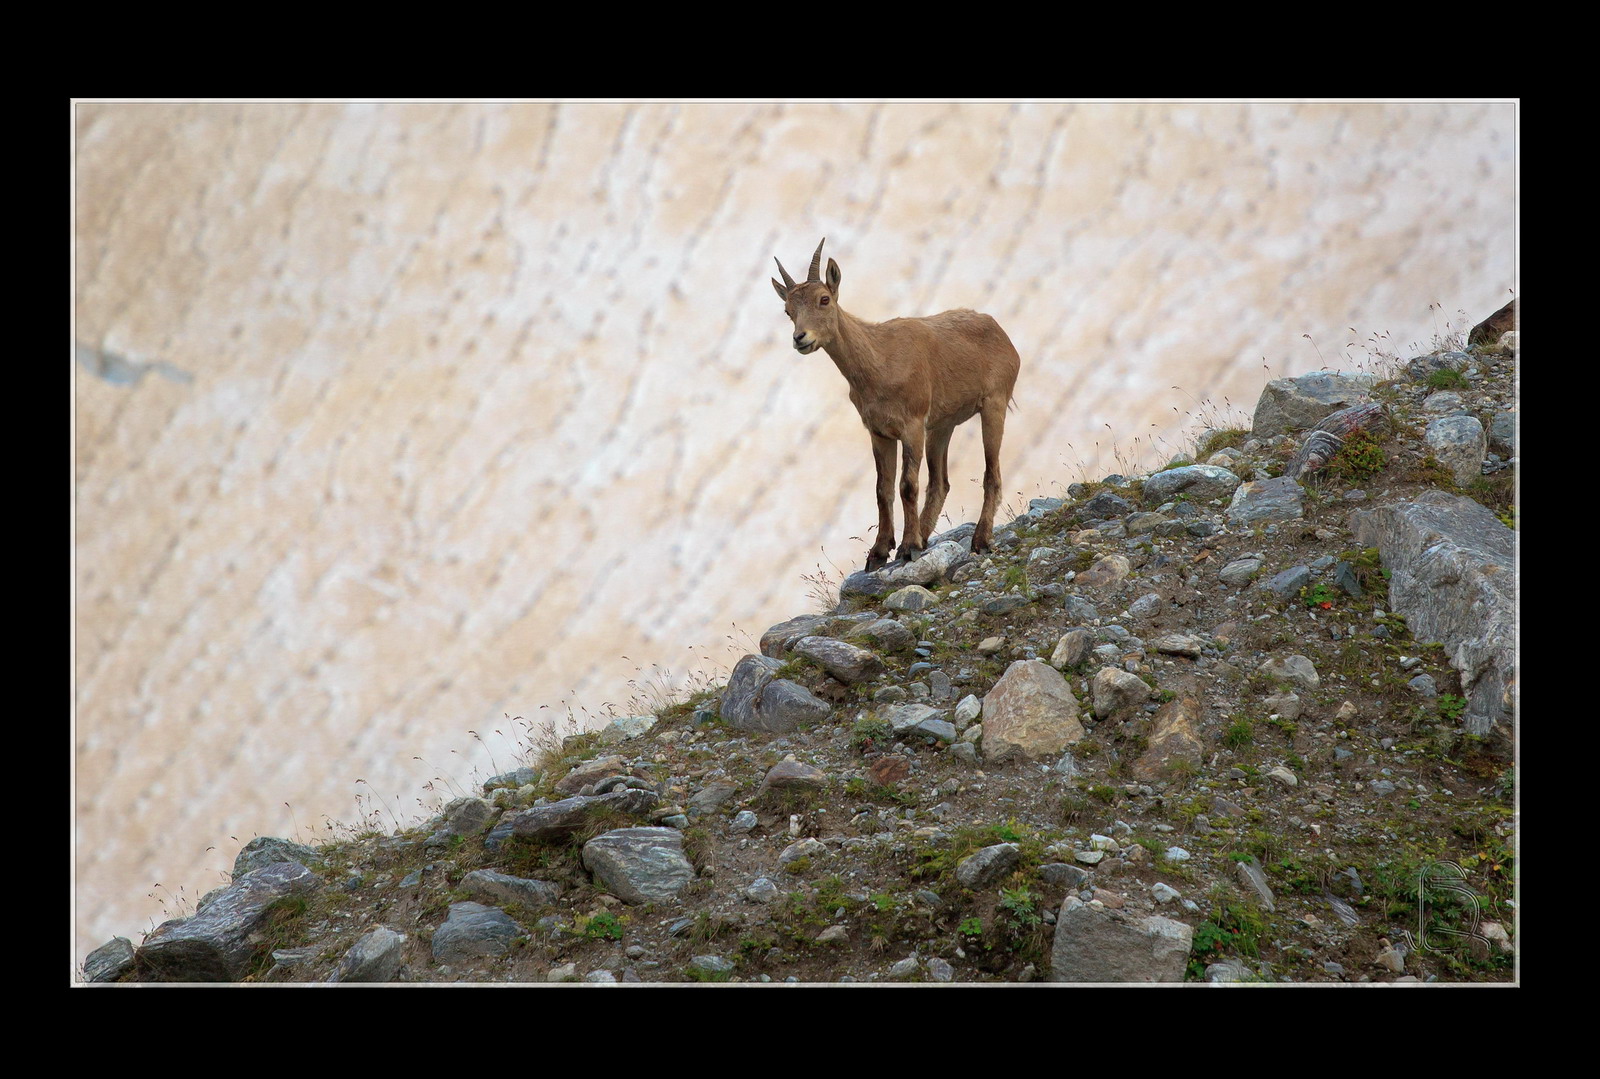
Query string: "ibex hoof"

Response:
xmin=865 ymin=551 xmax=892 ymax=573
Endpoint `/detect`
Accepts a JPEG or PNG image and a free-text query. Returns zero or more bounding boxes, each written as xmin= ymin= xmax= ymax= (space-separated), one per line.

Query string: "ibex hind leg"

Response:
xmin=917 ymin=423 xmax=955 ymax=549
xmin=971 ymin=402 xmax=1007 ymax=557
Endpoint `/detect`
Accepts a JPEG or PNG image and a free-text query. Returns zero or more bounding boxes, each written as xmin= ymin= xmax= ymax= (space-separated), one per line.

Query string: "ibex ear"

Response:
xmin=825 ymin=258 xmax=841 ymax=296
xmin=771 ymin=278 xmax=789 ymax=303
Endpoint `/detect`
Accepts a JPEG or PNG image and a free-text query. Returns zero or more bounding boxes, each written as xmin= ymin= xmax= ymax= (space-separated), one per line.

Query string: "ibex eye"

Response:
xmin=819 ymin=295 xmax=830 ymax=306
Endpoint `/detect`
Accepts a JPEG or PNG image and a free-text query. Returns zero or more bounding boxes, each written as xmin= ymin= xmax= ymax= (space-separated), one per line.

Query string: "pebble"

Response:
xmin=744 ymin=877 xmax=781 ymax=904
xmin=888 ymin=957 xmax=920 ymax=978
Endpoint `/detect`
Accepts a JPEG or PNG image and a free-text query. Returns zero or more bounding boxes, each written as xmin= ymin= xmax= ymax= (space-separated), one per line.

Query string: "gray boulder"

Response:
xmin=839 ymin=571 xmax=897 ymax=599
xmin=431 ymin=902 xmax=522 ymax=963
xmin=882 ymin=540 xmax=969 ymax=585
xmin=1350 ymin=491 xmax=1515 ymax=737
xmin=885 ymin=702 xmax=945 ymax=734
xmin=1050 ymin=897 xmax=1192 ymax=982
xmin=1424 ymin=415 xmax=1487 ymax=487
xmin=721 ymin=653 xmax=832 ymax=733
xmin=460 ymin=869 xmax=562 ymax=908
xmin=1142 ymin=465 xmax=1241 ymax=505
xmin=793 ymin=636 xmax=883 ymax=684
xmin=82 ymin=936 xmax=136 ymax=983
xmin=137 ymin=861 xmax=322 ymax=982
xmin=843 ymin=617 xmax=916 ymax=654
xmin=582 ymin=827 xmax=697 ymax=904
xmin=1235 ymin=857 xmax=1277 ymax=913
xmin=1252 ymin=371 xmax=1379 ymax=438
xmin=1226 ymin=476 xmax=1304 ymax=526
xmin=1489 ymin=411 xmax=1517 ymax=456
xmin=232 ymin=836 xmax=325 ymax=879
xmin=598 ymin=714 xmax=659 ymax=744
xmin=1050 ymin=628 xmax=1092 ymax=669
xmin=687 ymin=782 xmax=740 ymax=817
xmin=885 ymin=585 xmax=940 ymax=611
xmin=955 ymin=843 xmax=1021 ymax=890
xmin=1256 ymin=565 xmax=1312 ymax=601
xmin=1259 ymin=654 xmax=1320 ymax=693
xmin=331 ymin=925 xmax=408 ymax=982
xmin=438 ymin=796 xmax=495 ymax=836
xmin=760 ymin=614 xmax=837 ymax=658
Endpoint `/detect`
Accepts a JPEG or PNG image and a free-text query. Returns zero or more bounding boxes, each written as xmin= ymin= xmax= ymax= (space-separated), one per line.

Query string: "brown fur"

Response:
xmin=1468 ymin=298 xmax=1516 ymax=348
xmin=772 ymin=239 xmax=1022 ymax=571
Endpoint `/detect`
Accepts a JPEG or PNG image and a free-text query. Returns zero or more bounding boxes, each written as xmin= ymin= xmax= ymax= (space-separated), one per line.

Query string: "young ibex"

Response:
xmin=772 ymin=238 xmax=1022 ymax=572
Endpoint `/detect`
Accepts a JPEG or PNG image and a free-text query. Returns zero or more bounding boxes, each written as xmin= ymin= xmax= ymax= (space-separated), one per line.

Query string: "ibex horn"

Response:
xmin=774 ymin=257 xmax=795 ymax=292
xmin=807 ymin=238 xmax=826 ymax=282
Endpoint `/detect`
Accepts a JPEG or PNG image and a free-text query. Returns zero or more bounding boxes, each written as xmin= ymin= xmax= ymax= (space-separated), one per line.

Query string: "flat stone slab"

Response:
xmin=582 ymin=827 xmax=696 ymax=904
xmin=505 ymin=787 xmax=660 ymax=842
xmin=1050 ymin=898 xmax=1192 ymax=982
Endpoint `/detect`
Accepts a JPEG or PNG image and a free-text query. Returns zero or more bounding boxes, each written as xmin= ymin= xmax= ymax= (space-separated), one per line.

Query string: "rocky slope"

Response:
xmin=81 ymin=321 xmax=1518 ymax=985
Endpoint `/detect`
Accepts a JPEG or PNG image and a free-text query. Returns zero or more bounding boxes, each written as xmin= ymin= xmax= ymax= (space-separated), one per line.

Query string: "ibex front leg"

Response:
xmin=867 ymin=432 xmax=899 ymax=572
xmin=896 ymin=427 xmax=927 ymax=563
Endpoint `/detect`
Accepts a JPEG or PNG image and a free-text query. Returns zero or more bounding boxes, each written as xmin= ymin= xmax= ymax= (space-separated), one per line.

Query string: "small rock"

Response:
xmin=761 ymin=760 xmax=828 ymax=791
xmin=885 ymin=585 xmax=940 ymax=611
xmin=689 ymin=955 xmax=734 ymax=976
xmin=1218 ymin=557 xmax=1263 ymax=587
xmin=1376 ymin=938 xmax=1408 ymax=974
xmin=955 ymin=843 xmax=1021 ymax=889
xmin=778 ymin=837 xmax=827 ymax=870
xmin=1077 ymin=555 xmax=1131 ymax=589
xmin=744 ymin=877 xmax=781 ymax=904
xmin=1050 ymin=628 xmax=1092 ymax=669
xmin=431 ymin=902 xmax=522 ymax=964
xmin=868 ymin=756 xmax=911 ymax=785
xmin=1259 ymin=654 xmax=1320 ymax=692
